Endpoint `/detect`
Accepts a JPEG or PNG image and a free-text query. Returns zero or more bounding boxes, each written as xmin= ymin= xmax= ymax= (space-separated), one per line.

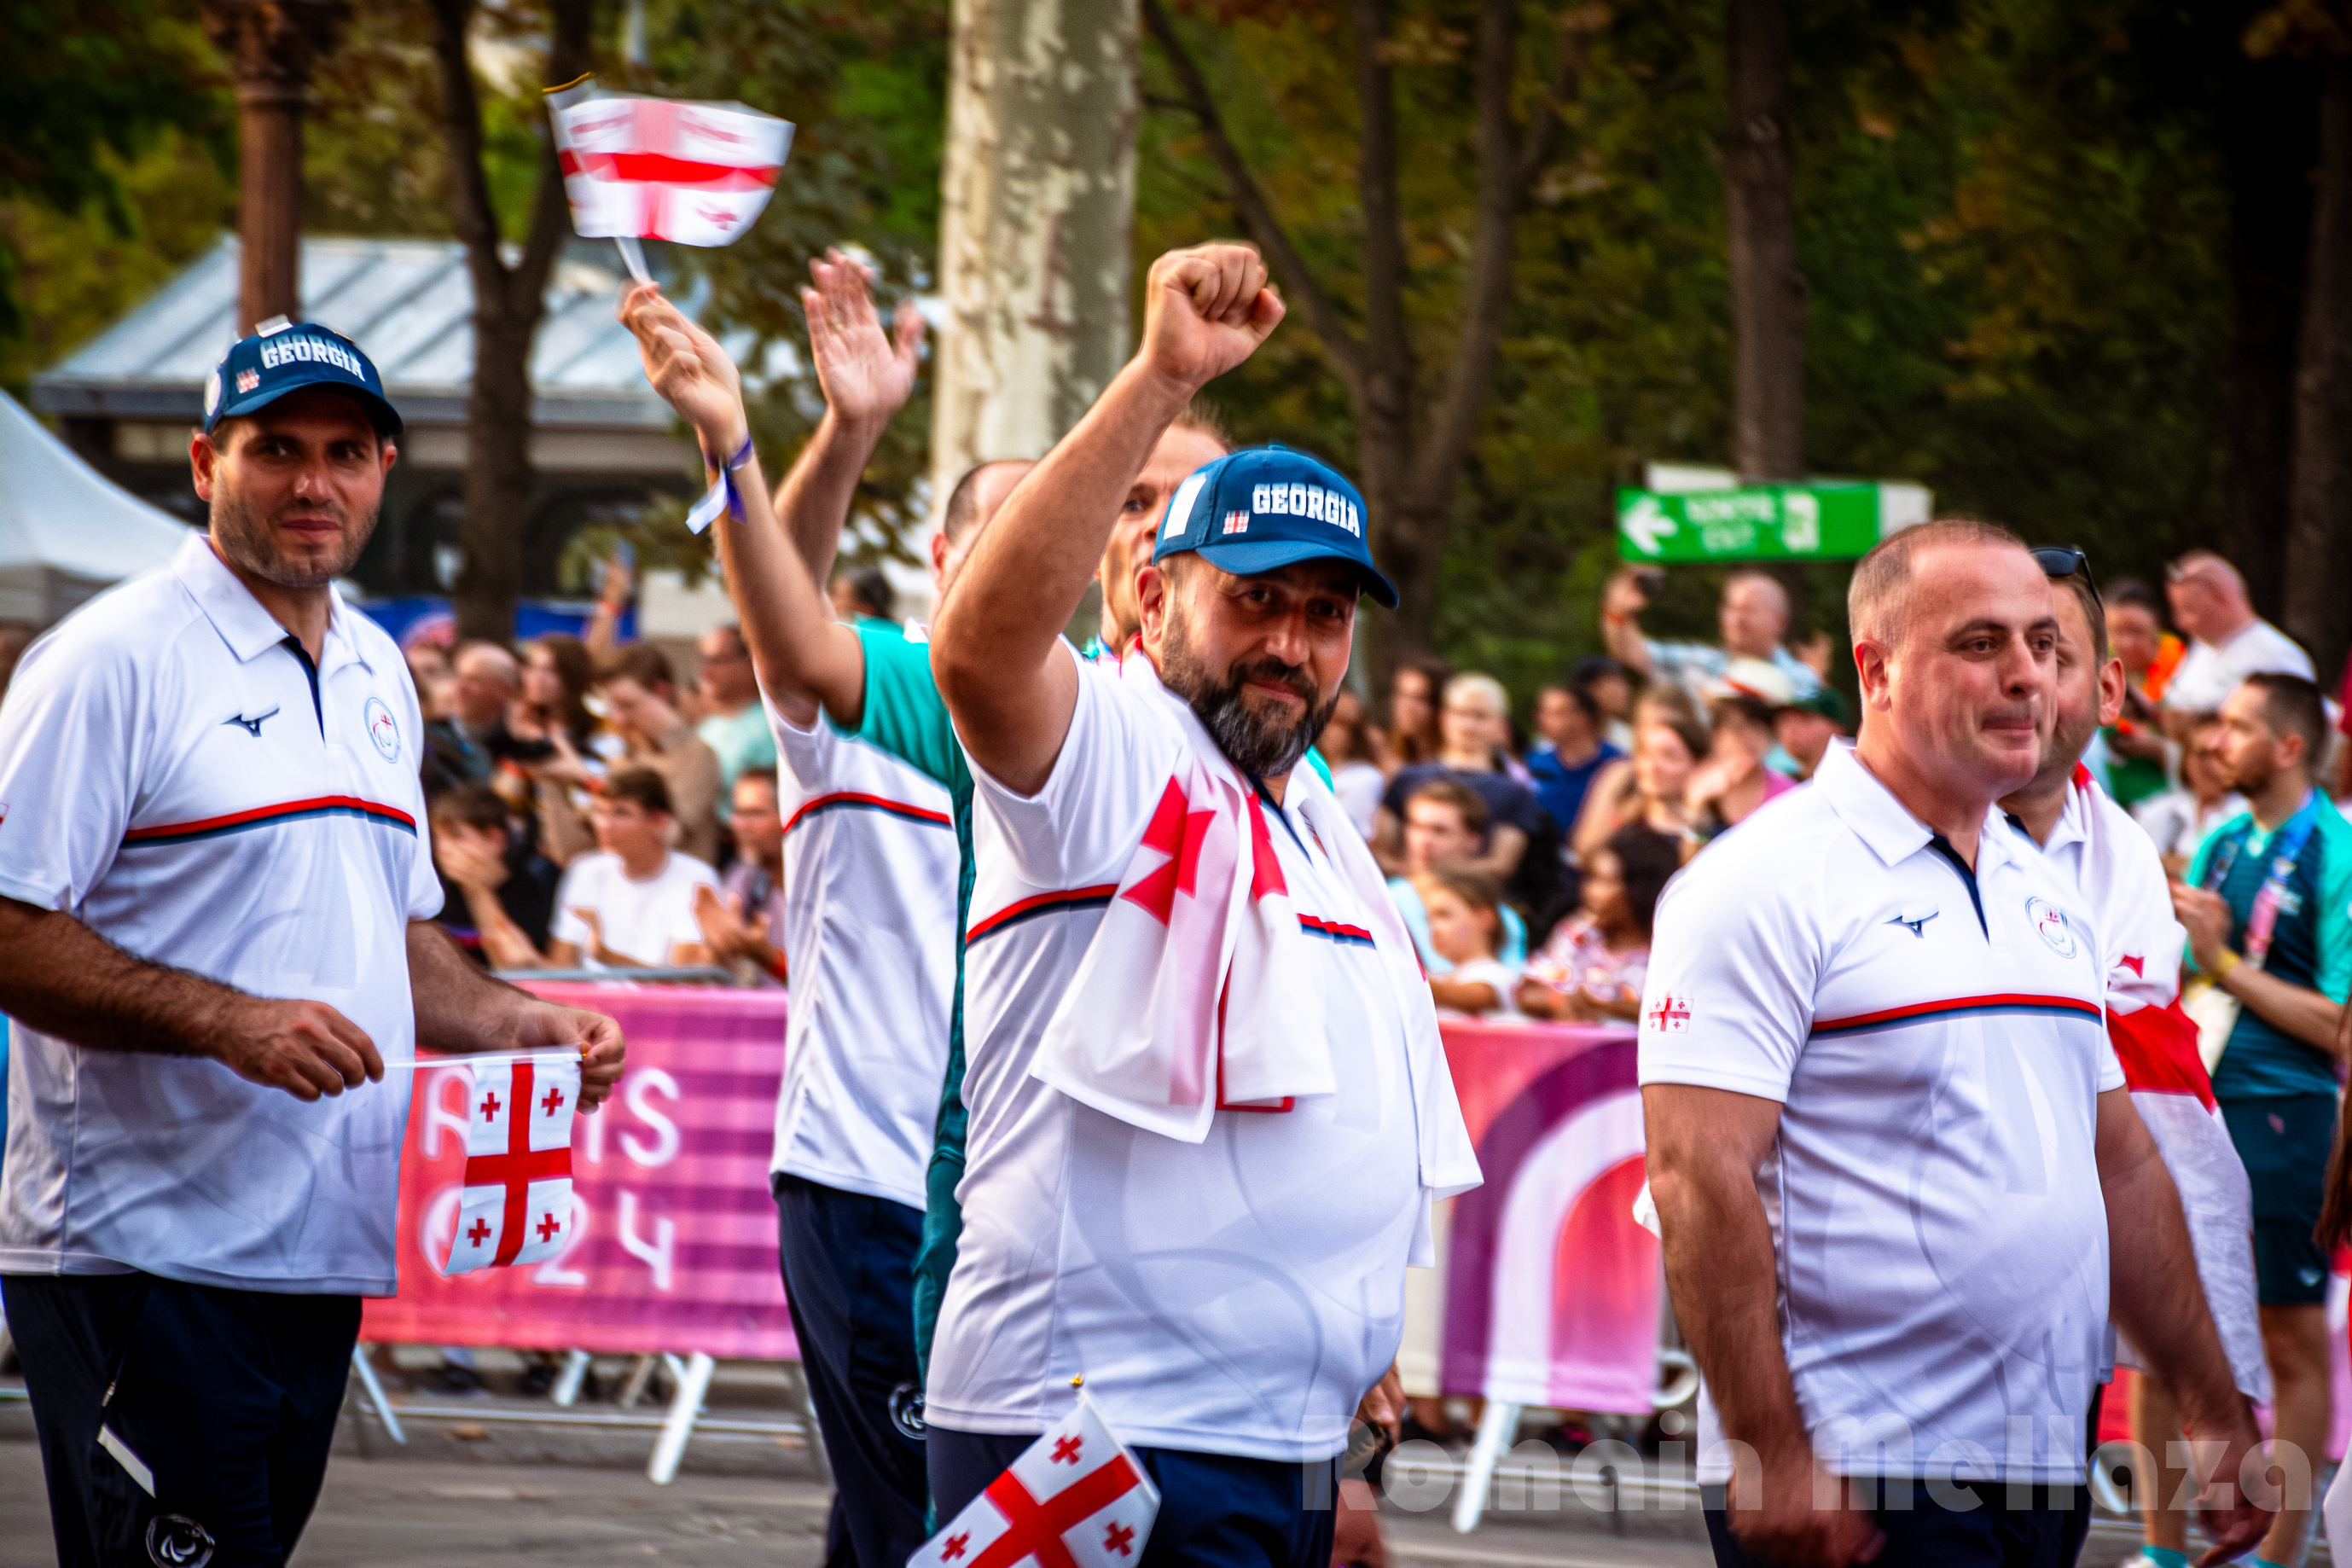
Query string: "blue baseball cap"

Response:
xmin=1152 ymin=445 xmax=1397 ymax=608
xmin=201 ymin=317 xmax=404 ymax=444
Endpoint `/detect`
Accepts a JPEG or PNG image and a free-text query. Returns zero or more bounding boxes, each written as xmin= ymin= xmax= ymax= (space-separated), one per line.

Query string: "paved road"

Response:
xmin=0 ymin=1399 xmax=2297 ymax=1567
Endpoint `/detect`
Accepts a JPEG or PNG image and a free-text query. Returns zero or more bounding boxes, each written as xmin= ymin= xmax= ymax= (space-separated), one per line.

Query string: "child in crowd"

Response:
xmin=1420 ymin=868 xmax=1522 ymax=1020
xmin=1519 ymin=823 xmax=1681 ymax=1023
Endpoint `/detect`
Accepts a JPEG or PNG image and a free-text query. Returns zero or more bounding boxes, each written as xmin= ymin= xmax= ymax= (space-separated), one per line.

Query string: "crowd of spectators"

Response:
xmin=386 ymin=552 xmax=815 ymax=974
xmin=1345 ymin=548 xmax=2351 ymax=1042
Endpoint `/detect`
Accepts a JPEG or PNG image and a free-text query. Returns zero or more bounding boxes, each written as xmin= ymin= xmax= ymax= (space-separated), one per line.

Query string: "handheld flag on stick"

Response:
xmin=909 ymin=1390 xmax=1159 ymax=1568
xmin=543 ymin=73 xmax=793 ymax=284
xmin=442 ymin=1050 xmax=583 ymax=1275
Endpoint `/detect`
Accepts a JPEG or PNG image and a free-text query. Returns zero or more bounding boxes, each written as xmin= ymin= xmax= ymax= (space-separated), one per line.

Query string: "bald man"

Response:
xmin=2161 ymin=550 xmax=2312 ymax=730
xmin=1600 ymin=566 xmax=1825 ymax=701
xmin=420 ymin=640 xmax=552 ymax=794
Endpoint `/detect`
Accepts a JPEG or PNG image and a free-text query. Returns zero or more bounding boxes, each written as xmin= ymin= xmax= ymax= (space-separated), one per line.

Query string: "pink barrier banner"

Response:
xmin=1437 ymin=1021 xmax=1656 ymax=1413
xmin=360 ymin=982 xmax=797 ymax=1360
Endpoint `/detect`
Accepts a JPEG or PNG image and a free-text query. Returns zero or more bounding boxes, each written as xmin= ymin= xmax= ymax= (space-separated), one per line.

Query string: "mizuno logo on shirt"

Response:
xmin=1887 ymin=909 xmax=1937 ymax=938
xmin=223 ymin=706 xmax=280 ymax=738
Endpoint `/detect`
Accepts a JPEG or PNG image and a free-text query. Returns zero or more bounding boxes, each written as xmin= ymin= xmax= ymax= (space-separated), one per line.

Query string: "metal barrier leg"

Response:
xmin=648 ymin=1351 xmax=714 ymax=1485
xmin=350 ymin=1344 xmax=406 ymax=1444
xmin=551 ymin=1349 xmax=593 ymax=1408
xmin=793 ymin=1362 xmax=831 ymax=1485
xmin=1450 ymin=1400 xmax=1519 ymax=1534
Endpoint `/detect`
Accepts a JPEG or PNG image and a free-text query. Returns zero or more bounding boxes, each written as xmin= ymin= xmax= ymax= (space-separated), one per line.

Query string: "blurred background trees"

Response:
xmin=1 ymin=0 xmax=2342 ymax=699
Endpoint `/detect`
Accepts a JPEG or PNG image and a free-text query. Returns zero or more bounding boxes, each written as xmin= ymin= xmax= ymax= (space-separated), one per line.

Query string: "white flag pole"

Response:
xmin=615 ymin=235 xmax=653 ymax=286
xmin=395 ymin=1048 xmax=588 ymax=1072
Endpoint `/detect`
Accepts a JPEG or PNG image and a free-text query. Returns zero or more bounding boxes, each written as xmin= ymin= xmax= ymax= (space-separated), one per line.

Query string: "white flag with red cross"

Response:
xmin=909 ymin=1394 xmax=1159 ymax=1568
xmin=550 ymin=92 xmax=793 ymax=248
xmin=443 ymin=1052 xmax=581 ymax=1275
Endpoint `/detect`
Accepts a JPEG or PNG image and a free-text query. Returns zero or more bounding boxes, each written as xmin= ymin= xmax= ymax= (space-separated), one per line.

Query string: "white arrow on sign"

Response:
xmin=1620 ymin=494 xmax=1678 ymax=557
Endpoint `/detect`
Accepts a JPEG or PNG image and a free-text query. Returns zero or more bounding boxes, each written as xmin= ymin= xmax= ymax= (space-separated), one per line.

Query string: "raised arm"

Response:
xmin=616 ymin=262 xmax=916 ymax=732
xmin=929 ymin=244 xmax=1283 ymax=796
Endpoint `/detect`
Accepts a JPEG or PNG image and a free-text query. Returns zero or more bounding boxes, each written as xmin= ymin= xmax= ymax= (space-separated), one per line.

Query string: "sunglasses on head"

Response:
xmin=2030 ymin=544 xmax=2097 ymax=603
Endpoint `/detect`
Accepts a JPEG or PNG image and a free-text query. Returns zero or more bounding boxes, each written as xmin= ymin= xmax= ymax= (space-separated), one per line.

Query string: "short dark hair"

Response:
xmin=1571 ymin=653 xmax=1626 ymax=689
xmin=2047 ymin=567 xmax=2107 ymax=662
xmin=1850 ymin=517 xmax=2030 ymax=646
xmin=1603 ymin=822 xmax=1682 ymax=938
xmin=601 ymin=766 xmax=673 ymax=817
xmin=1406 ymin=776 xmax=1489 ymax=838
xmin=1541 ymin=682 xmax=1600 ymax=725
xmin=597 ymin=642 xmax=675 ymax=693
xmin=2241 ymin=672 xmax=2327 ymax=763
xmin=1707 ymin=691 xmax=1776 ymax=736
xmin=2104 ymin=577 xmax=2160 ymax=615
xmin=943 ymin=458 xmax=1033 ymax=543
xmin=428 ymin=782 xmax=510 ymax=834
xmin=734 ymin=765 xmax=779 ymax=800
xmin=838 ymin=565 xmax=894 ymax=620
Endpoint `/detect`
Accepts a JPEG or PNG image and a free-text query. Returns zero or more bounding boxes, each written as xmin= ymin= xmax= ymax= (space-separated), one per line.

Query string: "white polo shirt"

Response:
xmin=2163 ymin=618 xmax=2314 ymax=716
xmin=1641 ymin=742 xmax=2119 ymax=1484
xmin=2037 ymin=771 xmax=2268 ymax=1403
xmin=766 ymin=694 xmax=957 ymax=1210
xmin=0 ymin=534 xmax=439 ymax=1295
xmin=932 ymin=646 xmax=1429 ymax=1462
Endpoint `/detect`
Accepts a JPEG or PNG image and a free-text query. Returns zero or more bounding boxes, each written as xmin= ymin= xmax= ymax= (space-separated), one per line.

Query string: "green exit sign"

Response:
xmin=1616 ymin=476 xmax=1929 ymax=563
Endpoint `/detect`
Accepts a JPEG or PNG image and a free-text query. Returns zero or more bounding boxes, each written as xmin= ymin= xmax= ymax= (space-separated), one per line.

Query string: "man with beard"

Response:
xmin=924 ymin=243 xmax=1478 ymax=1561
xmin=0 ymin=321 xmax=625 ymax=1568
xmin=1998 ymin=550 xmax=2268 ymax=1568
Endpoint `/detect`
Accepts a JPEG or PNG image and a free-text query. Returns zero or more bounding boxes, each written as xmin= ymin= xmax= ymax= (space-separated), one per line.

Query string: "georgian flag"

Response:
xmin=909 ymin=1396 xmax=1159 ymax=1568
xmin=550 ymin=92 xmax=793 ymax=247
xmin=444 ymin=1053 xmax=581 ymax=1275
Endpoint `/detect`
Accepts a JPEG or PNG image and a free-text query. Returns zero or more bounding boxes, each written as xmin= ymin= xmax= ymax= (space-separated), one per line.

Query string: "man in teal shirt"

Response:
xmin=2174 ymin=671 xmax=2352 ymax=1568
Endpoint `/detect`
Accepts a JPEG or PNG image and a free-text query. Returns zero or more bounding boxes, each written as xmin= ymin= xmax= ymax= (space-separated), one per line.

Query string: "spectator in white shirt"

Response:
xmin=545 ymin=767 xmax=717 ymax=970
xmin=1599 ymin=565 xmax=1826 ymax=700
xmin=2160 ymin=549 xmax=2314 ymax=731
xmin=1420 ymin=868 xmax=1521 ymax=1019
xmin=2133 ymin=716 xmax=2250 ymax=880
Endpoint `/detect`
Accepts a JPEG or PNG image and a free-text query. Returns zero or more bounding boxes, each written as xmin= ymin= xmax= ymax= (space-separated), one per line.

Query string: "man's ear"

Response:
xmin=1139 ymin=560 xmax=1176 ymax=643
xmin=190 ymin=428 xmax=222 ymax=502
xmin=1852 ymin=636 xmax=1895 ymax=711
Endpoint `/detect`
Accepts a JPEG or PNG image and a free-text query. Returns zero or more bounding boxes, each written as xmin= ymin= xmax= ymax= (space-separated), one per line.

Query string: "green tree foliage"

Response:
xmin=1140 ymin=0 xmax=2239 ymax=706
xmin=0 ymin=0 xmax=231 ymax=388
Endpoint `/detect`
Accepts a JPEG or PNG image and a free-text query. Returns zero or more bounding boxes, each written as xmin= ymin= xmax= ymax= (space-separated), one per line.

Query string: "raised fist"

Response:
xmin=1138 ymin=244 xmax=1285 ymax=394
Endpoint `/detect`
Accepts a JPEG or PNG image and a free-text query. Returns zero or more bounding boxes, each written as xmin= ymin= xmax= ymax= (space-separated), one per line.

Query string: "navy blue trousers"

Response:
xmin=3 ymin=1271 xmax=358 ymax=1568
xmin=1703 ymin=1481 xmax=2092 ymax=1567
xmin=929 ymin=1426 xmax=1339 ymax=1568
xmin=773 ymin=1173 xmax=931 ymax=1568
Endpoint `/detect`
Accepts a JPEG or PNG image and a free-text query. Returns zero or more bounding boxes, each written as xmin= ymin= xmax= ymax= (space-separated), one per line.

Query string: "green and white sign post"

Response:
xmin=1616 ymin=472 xmax=1931 ymax=563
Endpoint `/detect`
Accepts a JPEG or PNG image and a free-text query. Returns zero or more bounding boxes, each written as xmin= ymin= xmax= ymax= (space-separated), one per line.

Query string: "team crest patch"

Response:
xmin=235 ymin=369 xmax=261 ymax=394
xmin=1222 ymin=510 xmax=1249 ymax=535
xmin=2026 ymin=896 xmax=2077 ymax=958
xmin=364 ymin=695 xmax=401 ymax=761
xmin=1644 ymin=994 xmax=1691 ymax=1033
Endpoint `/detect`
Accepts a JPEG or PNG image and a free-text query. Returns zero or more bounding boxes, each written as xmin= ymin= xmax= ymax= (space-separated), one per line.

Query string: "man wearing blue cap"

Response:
xmin=920 ymin=245 xmax=1480 ymax=1563
xmin=0 ymin=318 xmax=624 ymax=1567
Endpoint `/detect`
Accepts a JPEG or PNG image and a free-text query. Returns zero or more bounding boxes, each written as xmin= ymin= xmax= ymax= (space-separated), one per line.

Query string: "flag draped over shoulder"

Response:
xmin=549 ymin=93 xmax=793 ymax=247
xmin=444 ymin=1053 xmax=582 ymax=1275
xmin=1031 ymin=651 xmax=1481 ymax=1203
xmin=909 ymin=1395 xmax=1160 ymax=1568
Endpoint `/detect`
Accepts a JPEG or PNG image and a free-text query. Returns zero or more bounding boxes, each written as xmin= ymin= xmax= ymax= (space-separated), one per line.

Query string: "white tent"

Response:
xmin=0 ymin=388 xmax=192 ymax=624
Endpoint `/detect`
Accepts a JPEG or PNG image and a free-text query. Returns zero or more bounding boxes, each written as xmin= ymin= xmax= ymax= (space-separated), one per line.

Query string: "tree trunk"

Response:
xmin=2286 ymin=55 xmax=2352 ymax=688
xmin=929 ymin=0 xmax=1140 ymax=506
xmin=200 ymin=0 xmax=347 ymax=335
xmin=2221 ymin=42 xmax=2317 ymax=625
xmin=429 ymin=0 xmax=592 ymax=644
xmin=1722 ymin=0 xmax=1805 ymax=485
